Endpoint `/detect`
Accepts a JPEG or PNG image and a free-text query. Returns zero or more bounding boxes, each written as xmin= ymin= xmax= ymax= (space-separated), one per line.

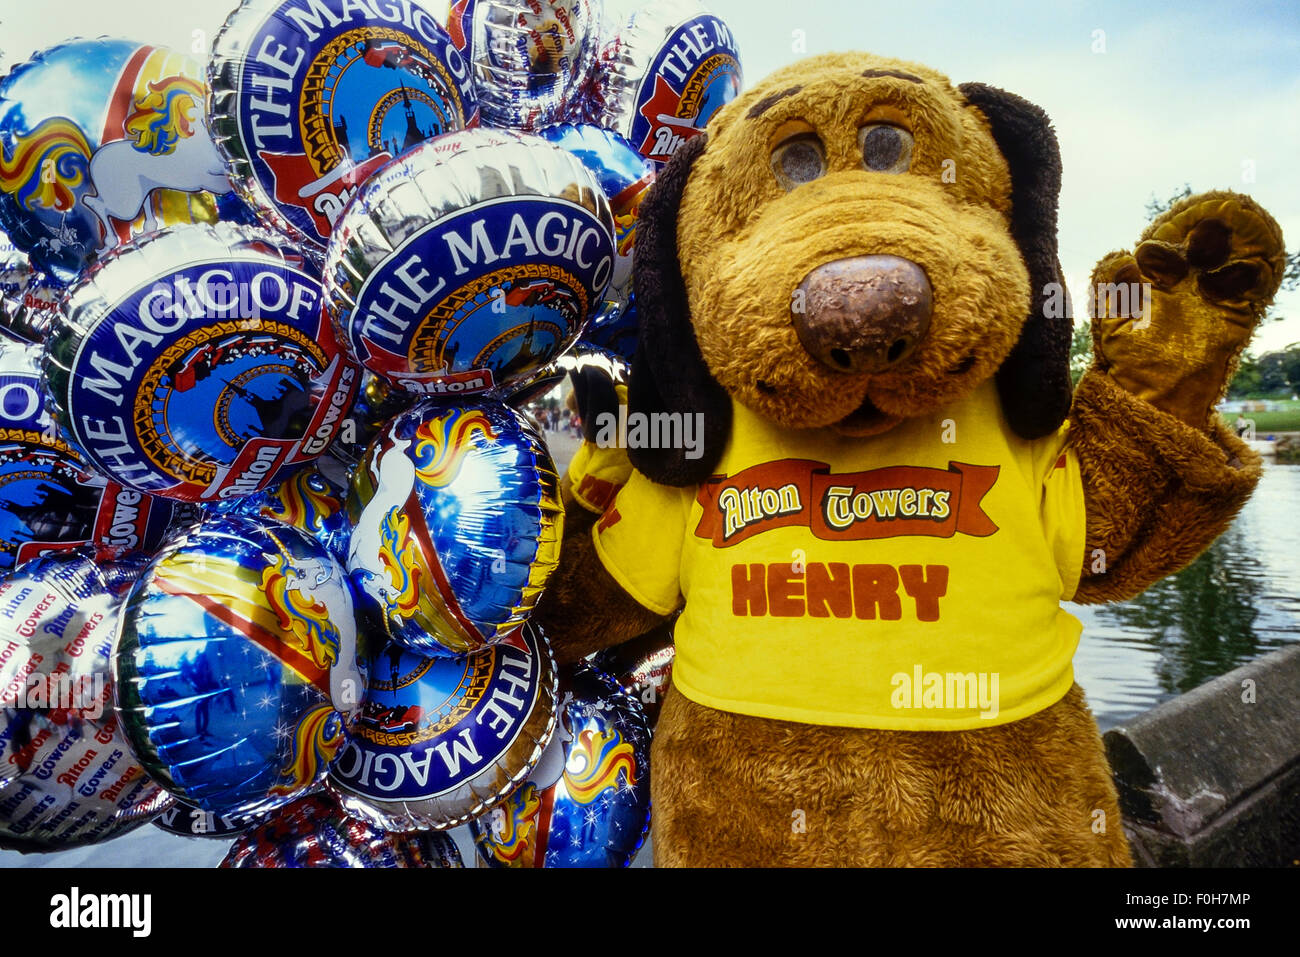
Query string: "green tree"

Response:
xmin=1228 ymin=352 xmax=1261 ymax=397
xmin=1069 ymin=322 xmax=1092 ymax=387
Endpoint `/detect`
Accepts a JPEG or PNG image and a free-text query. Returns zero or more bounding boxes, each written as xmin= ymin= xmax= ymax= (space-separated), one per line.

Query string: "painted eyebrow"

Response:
xmin=861 ymin=68 xmax=923 ymax=83
xmin=746 ymin=85 xmax=804 ymax=119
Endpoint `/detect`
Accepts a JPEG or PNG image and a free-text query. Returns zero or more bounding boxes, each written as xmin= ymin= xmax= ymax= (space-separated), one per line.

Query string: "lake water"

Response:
xmin=1073 ymin=462 xmax=1300 ymax=732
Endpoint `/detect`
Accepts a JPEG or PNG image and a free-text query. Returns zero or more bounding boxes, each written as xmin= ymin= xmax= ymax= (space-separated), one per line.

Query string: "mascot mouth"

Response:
xmin=831 ymin=392 xmax=903 ymax=436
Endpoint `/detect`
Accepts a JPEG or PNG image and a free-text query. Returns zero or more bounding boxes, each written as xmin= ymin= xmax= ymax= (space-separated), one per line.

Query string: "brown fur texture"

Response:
xmin=537 ymin=51 xmax=1284 ymax=867
xmin=651 ymin=683 xmax=1130 ymax=867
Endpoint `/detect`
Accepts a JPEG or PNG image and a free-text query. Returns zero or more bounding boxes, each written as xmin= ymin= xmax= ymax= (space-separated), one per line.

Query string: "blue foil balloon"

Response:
xmin=580 ymin=296 xmax=639 ymax=362
xmin=44 ymin=222 xmax=360 ymax=503
xmin=221 ymin=792 xmax=463 ymax=867
xmin=536 ymin=123 xmax=653 ymax=304
xmin=213 ymin=464 xmax=352 ymax=563
xmin=209 ymin=0 xmax=479 ymax=250
xmin=0 ymin=38 xmax=236 ymax=284
xmin=470 ymin=661 xmax=651 ymax=867
xmin=324 ymin=128 xmax=614 ymax=397
xmin=114 ymin=515 xmax=366 ymax=817
xmin=0 ymin=550 xmax=172 ymax=850
xmin=590 ymin=0 xmax=742 ymax=168
xmin=329 ymin=623 xmax=556 ymax=831
xmin=346 ymin=396 xmax=562 ymax=656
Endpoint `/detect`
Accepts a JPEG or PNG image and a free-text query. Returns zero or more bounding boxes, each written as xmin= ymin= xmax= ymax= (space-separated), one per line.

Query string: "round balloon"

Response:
xmin=209 ymin=0 xmax=478 ymax=250
xmin=346 ymin=396 xmax=562 ymax=655
xmin=221 ymin=792 xmax=463 ymax=867
xmin=593 ymin=620 xmax=675 ymax=728
xmin=590 ymin=0 xmax=742 ymax=168
xmin=44 ymin=222 xmax=360 ymax=502
xmin=0 ymin=550 xmax=172 ymax=850
xmin=447 ymin=0 xmax=600 ymax=130
xmin=0 ymin=38 xmax=234 ymax=284
xmin=324 ymin=127 xmax=614 ymax=397
xmin=329 ymin=623 xmax=556 ymax=831
xmin=114 ymin=515 xmax=366 ymax=817
xmin=536 ymin=123 xmax=653 ymax=303
xmin=470 ymin=660 xmax=651 ymax=867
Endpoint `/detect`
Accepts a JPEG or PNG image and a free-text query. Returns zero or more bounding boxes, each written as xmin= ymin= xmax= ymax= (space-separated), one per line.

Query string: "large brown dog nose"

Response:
xmin=793 ymin=255 xmax=932 ymax=374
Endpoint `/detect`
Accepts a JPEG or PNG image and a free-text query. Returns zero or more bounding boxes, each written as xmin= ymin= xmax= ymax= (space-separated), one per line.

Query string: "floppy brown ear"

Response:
xmin=627 ymin=133 xmax=732 ymax=486
xmin=959 ymin=83 xmax=1072 ymax=440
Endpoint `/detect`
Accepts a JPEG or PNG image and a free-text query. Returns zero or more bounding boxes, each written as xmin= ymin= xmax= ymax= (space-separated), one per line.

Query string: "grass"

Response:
xmin=1218 ymin=410 xmax=1300 ymax=433
xmin=1218 ymin=397 xmax=1300 ymax=433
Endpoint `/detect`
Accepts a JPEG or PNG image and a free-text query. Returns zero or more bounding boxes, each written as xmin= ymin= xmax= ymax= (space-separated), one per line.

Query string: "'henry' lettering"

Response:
xmin=731 ymin=562 xmax=950 ymax=621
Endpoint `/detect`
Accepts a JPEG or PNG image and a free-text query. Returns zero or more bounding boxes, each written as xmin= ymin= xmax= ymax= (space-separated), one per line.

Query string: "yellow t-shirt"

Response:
xmin=590 ymin=380 xmax=1086 ymax=730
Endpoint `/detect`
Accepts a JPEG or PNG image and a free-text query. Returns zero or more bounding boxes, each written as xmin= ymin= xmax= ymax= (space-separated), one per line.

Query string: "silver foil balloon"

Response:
xmin=44 ymin=222 xmax=359 ymax=503
xmin=504 ymin=341 xmax=628 ymax=408
xmin=0 ymin=550 xmax=172 ymax=850
xmin=208 ymin=0 xmax=478 ymax=251
xmin=324 ymin=127 xmax=614 ymax=397
xmin=0 ymin=228 xmax=47 ymax=344
xmin=221 ymin=792 xmax=463 ymax=866
xmin=328 ymin=622 xmax=557 ymax=831
xmin=448 ymin=0 xmax=601 ymax=130
xmin=590 ymin=0 xmax=742 ymax=168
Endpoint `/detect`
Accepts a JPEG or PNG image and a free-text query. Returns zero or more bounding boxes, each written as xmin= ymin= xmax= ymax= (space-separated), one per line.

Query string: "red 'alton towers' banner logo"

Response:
xmin=694 ymin=459 xmax=1001 ymax=547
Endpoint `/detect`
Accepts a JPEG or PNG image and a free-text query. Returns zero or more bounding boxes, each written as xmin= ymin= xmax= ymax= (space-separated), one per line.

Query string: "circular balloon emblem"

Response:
xmin=324 ymin=127 xmax=614 ymax=396
xmin=115 ymin=516 xmax=366 ymax=817
xmin=210 ymin=0 xmax=478 ymax=248
xmin=470 ymin=662 xmax=651 ymax=867
xmin=329 ymin=623 xmax=556 ymax=831
xmin=0 ymin=38 xmax=234 ymax=284
xmin=1 ymin=550 xmax=172 ymax=850
xmin=221 ymin=792 xmax=463 ymax=867
xmin=0 ymin=340 xmax=104 ymax=572
xmin=447 ymin=0 xmax=599 ymax=130
xmin=44 ymin=222 xmax=359 ymax=503
xmin=346 ymin=396 xmax=562 ymax=655
xmin=592 ymin=0 xmax=743 ymax=168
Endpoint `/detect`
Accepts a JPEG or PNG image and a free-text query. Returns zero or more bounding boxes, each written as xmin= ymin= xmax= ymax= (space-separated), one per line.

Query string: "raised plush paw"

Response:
xmin=1134 ymin=192 xmax=1285 ymax=307
xmin=1089 ymin=190 xmax=1285 ymax=427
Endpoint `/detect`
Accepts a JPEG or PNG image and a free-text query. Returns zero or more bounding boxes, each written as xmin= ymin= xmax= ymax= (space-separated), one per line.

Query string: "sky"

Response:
xmin=1 ymin=0 xmax=1298 ymax=353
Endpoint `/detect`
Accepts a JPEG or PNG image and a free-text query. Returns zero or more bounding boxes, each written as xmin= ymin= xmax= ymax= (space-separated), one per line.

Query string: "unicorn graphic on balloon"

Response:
xmin=0 ymin=73 xmax=231 ymax=252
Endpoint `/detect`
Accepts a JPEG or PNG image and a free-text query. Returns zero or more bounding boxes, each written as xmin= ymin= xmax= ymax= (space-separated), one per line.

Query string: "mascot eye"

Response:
xmin=770 ymin=134 xmax=827 ymax=190
xmin=858 ymin=124 xmax=914 ymax=173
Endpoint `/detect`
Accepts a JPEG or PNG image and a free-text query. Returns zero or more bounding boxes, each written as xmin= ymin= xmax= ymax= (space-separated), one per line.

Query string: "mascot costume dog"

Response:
xmin=535 ymin=52 xmax=1286 ymax=866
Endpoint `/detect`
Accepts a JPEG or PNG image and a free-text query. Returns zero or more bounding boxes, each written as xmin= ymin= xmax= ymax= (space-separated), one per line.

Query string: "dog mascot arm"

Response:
xmin=1067 ymin=192 xmax=1285 ymax=604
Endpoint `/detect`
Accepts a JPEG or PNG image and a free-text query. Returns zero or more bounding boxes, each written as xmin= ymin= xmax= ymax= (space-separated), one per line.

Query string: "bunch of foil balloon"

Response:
xmin=0 ymin=0 xmax=736 ymax=868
